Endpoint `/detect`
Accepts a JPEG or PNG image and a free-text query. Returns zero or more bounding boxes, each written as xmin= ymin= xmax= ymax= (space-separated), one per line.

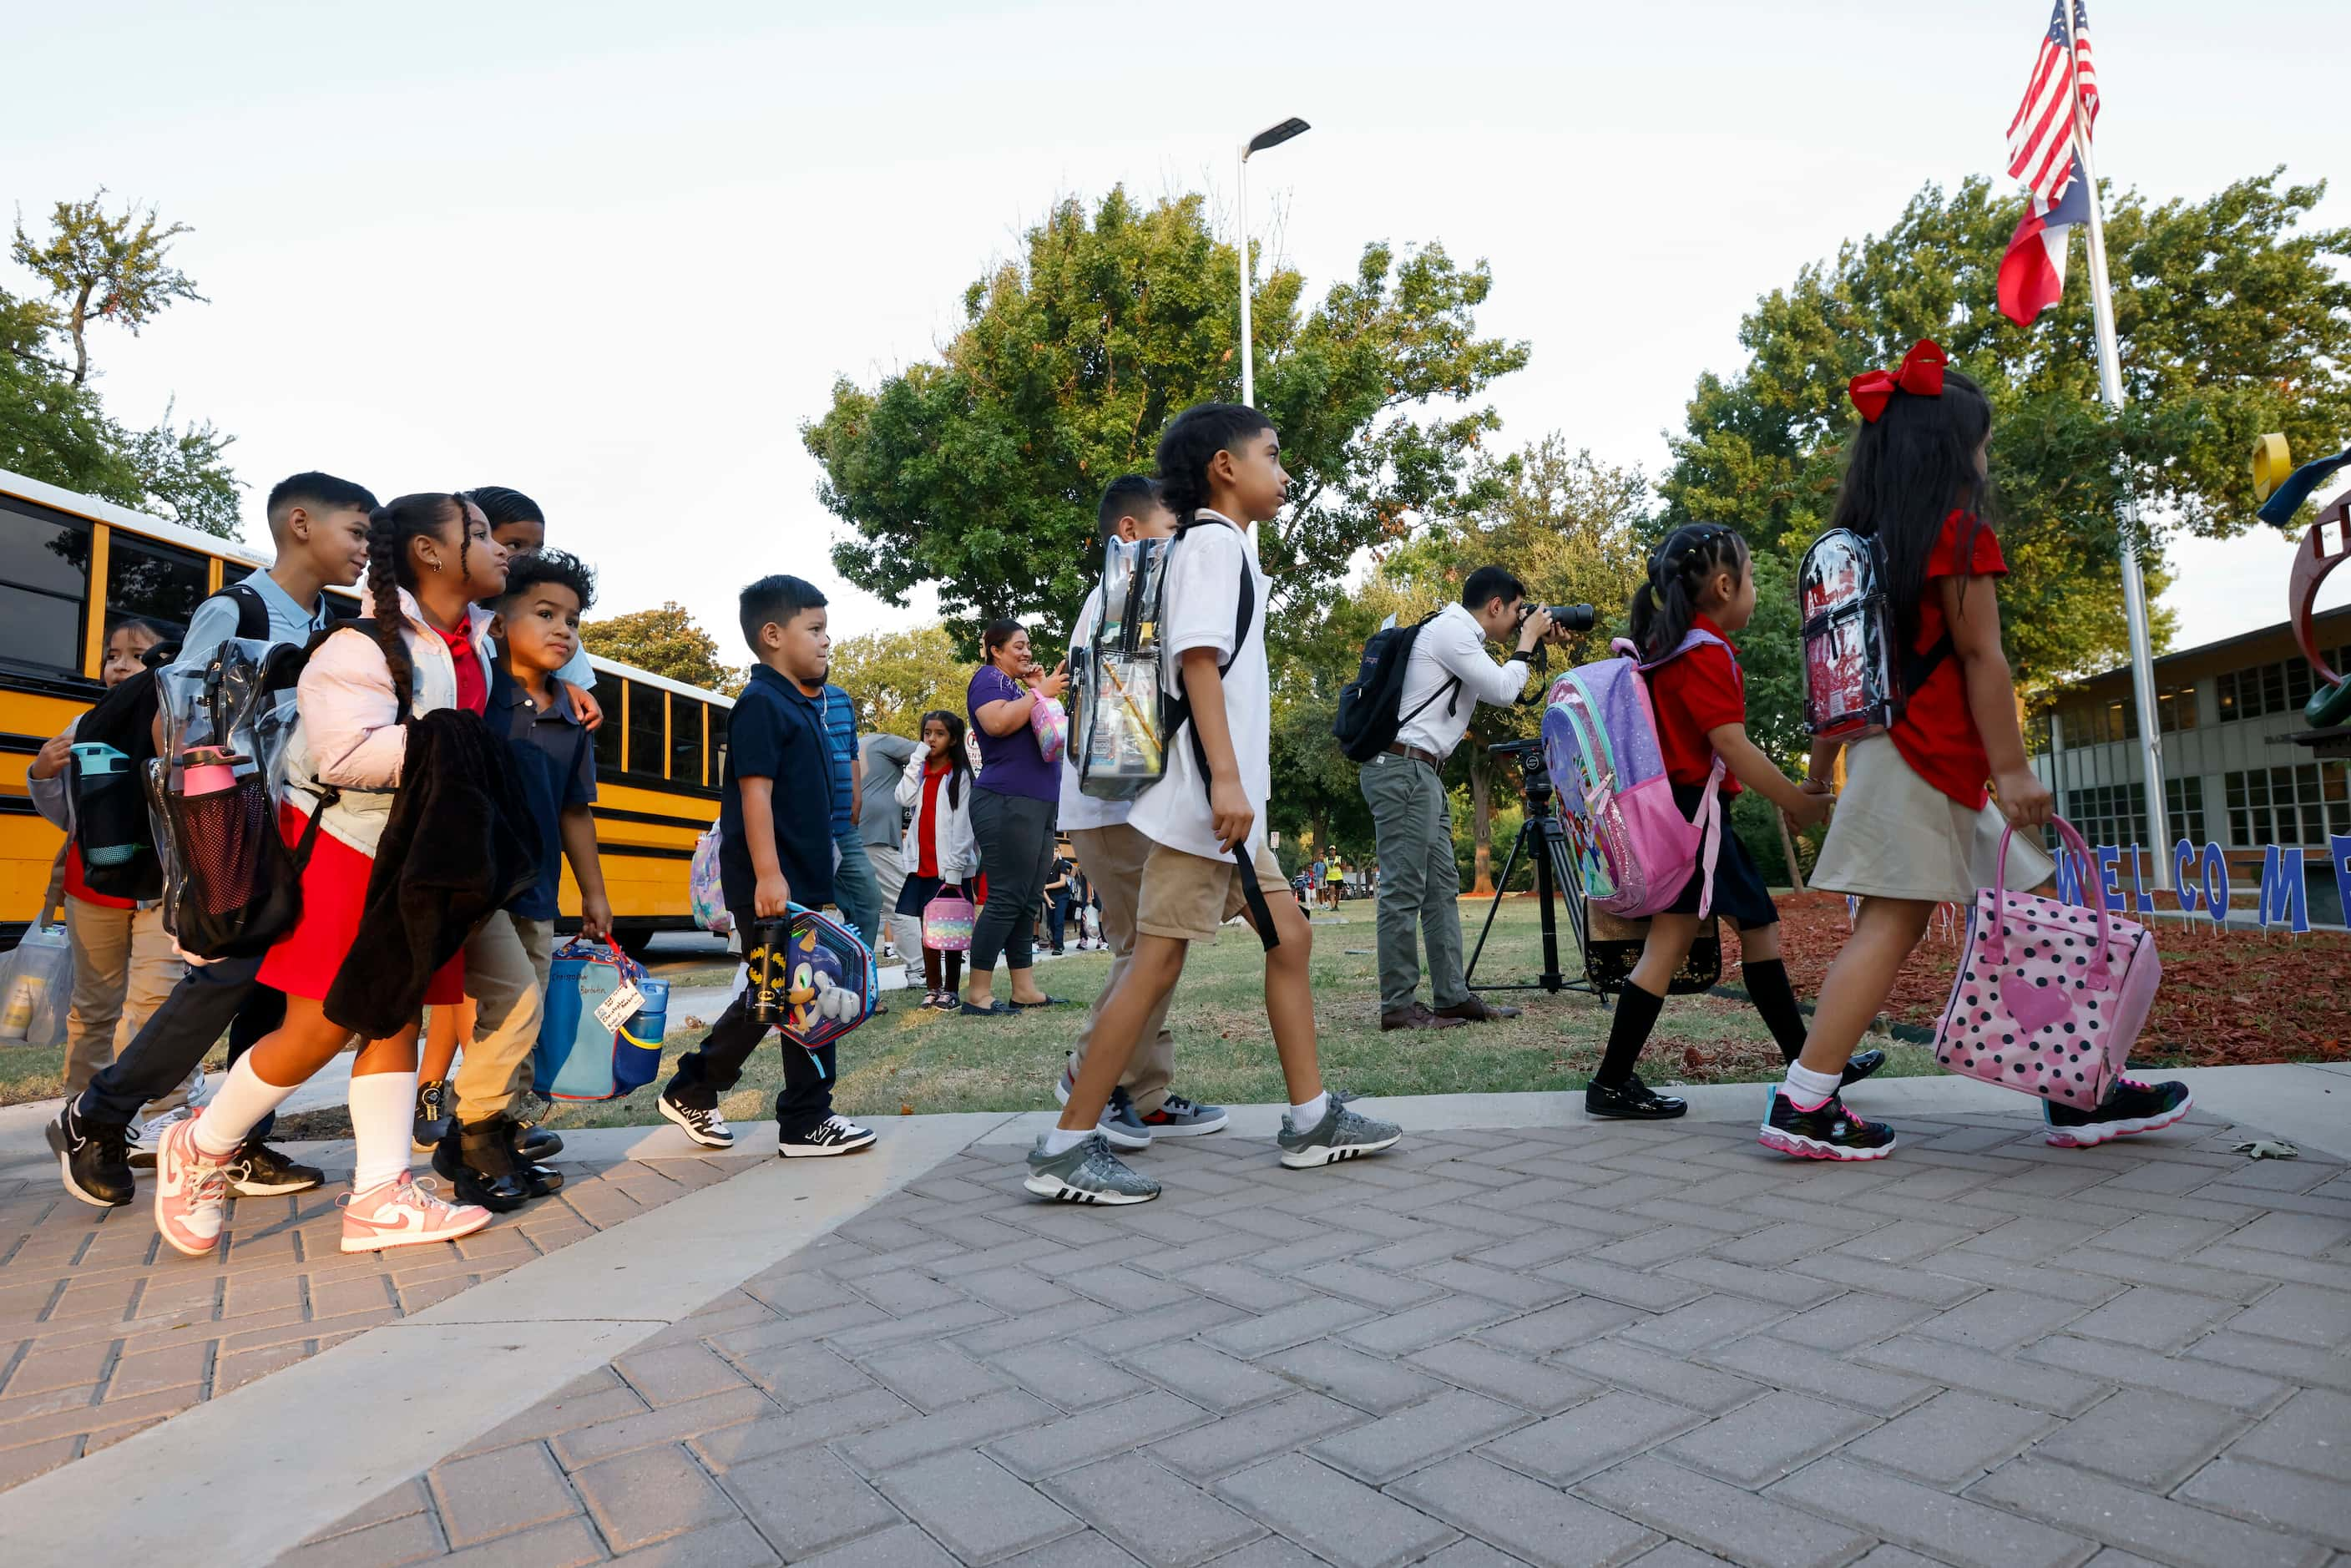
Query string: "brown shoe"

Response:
xmin=1434 ymin=996 xmax=1521 ymax=1022
xmin=1379 ymin=1001 xmax=1466 ymax=1032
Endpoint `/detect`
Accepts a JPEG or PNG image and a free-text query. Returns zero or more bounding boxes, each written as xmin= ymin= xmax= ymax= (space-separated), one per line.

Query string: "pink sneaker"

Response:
xmin=152 ymin=1110 xmax=237 ymax=1258
xmin=339 ymin=1171 xmax=492 ymax=1254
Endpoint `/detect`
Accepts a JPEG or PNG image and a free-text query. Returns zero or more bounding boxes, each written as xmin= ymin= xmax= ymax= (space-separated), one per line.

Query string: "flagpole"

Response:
xmin=2062 ymin=1 xmax=2172 ymax=887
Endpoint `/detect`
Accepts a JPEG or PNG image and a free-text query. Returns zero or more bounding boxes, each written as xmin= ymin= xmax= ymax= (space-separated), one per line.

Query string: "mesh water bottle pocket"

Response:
xmin=166 ymin=779 xmax=302 ymax=957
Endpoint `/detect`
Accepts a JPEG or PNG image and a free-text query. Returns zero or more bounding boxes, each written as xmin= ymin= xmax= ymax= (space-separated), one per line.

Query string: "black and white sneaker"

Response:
xmin=1758 ymin=1088 xmax=1896 ymax=1161
xmin=659 ymin=1093 xmax=734 ymax=1148
xmin=2045 ymin=1077 xmax=2192 ymax=1148
xmin=781 ymin=1115 xmax=877 ymax=1158
xmin=48 ymin=1102 xmax=134 ymax=1207
xmin=228 ymin=1142 xmax=326 ymax=1196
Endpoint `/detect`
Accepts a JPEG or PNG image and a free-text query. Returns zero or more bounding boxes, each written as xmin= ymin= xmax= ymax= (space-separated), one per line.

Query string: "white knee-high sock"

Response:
xmin=348 ymin=1070 xmax=418 ymax=1193
xmin=193 ymin=1055 xmax=300 ymax=1157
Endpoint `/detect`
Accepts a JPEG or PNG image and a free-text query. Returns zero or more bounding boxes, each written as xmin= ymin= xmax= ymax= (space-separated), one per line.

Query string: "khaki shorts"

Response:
xmin=1812 ymin=734 xmax=2054 ymax=904
xmin=1136 ymin=842 xmax=1291 ymax=943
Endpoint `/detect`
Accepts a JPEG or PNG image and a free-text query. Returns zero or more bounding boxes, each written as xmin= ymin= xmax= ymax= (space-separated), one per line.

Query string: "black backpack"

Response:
xmin=67 ymin=667 xmax=167 ymax=899
xmin=1330 ymin=613 xmax=1462 ymax=763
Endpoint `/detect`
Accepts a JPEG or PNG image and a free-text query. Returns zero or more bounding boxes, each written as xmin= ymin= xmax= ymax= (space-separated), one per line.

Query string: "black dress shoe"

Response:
xmin=1841 ymin=1049 xmax=1887 ymax=1088
xmin=513 ymin=1123 xmax=563 ymax=1161
xmin=1585 ymin=1075 xmax=1689 ymax=1120
xmin=433 ymin=1116 xmax=533 ymax=1211
xmin=519 ymin=1161 xmax=566 ymax=1198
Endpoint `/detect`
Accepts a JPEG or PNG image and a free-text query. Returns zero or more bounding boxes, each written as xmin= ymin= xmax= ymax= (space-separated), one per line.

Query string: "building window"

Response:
xmin=2167 ymin=776 xmax=2206 ymax=846
xmin=105 ymin=535 xmax=210 ymax=643
xmin=670 ymin=697 xmax=705 ymax=788
xmin=0 ymin=497 xmax=92 ymax=675
xmin=2218 ymin=653 xmax=2349 ymax=722
xmin=627 ymin=681 xmax=667 ymax=778
xmin=2225 ymin=764 xmax=2351 ymax=847
xmin=2064 ymin=683 xmax=2197 ymax=744
xmin=2156 ymin=685 xmax=2197 ymax=733
xmin=2065 ymin=782 xmax=2145 ymax=848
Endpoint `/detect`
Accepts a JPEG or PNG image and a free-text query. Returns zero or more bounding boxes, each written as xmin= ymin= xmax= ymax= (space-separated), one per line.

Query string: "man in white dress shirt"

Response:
xmin=1360 ymin=566 xmax=1555 ymax=1030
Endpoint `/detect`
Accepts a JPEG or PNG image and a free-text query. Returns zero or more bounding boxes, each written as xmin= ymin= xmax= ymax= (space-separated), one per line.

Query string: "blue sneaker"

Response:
xmin=2045 ymin=1078 xmax=2192 ymax=1148
xmin=1139 ymin=1090 xmax=1229 ymax=1138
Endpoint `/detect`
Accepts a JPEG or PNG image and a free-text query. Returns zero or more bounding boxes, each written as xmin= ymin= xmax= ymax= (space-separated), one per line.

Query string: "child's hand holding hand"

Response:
xmin=1993 ymin=768 xmax=2054 ymax=831
xmin=754 ymin=871 xmax=791 ymax=918
xmin=1784 ymin=789 xmax=1833 ymax=829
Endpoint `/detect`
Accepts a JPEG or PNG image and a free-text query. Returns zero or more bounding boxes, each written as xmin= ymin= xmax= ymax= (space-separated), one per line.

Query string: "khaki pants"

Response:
xmin=1066 ymin=824 xmax=1177 ymax=1115
xmin=451 ymin=913 xmax=553 ymax=1121
xmin=63 ymin=898 xmax=193 ymax=1114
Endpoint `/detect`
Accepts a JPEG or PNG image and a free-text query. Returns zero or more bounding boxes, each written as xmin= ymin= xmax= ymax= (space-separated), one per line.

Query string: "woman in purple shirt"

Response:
xmin=961 ymin=620 xmax=1069 ymax=1014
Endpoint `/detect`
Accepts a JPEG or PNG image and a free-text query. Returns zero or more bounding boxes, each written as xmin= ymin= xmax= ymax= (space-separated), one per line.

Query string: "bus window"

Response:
xmin=627 ymin=680 xmax=666 ymax=778
xmin=670 ymin=697 xmax=705 ymax=788
xmin=594 ymin=682 xmax=624 ymax=775
xmin=0 ymin=496 xmax=92 ymax=675
xmin=106 ymin=534 xmax=210 ymax=643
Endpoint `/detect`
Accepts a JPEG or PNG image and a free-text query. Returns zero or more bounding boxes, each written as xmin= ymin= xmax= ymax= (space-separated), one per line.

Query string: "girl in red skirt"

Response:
xmin=151 ymin=493 xmax=512 ymax=1257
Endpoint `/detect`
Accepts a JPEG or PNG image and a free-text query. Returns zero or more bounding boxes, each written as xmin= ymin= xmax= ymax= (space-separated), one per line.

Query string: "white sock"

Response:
xmin=1782 ymin=1062 xmax=1842 ymax=1110
xmin=1290 ymin=1091 xmax=1330 ymax=1130
xmin=194 ymin=1055 xmax=300 ymax=1156
xmin=348 ymin=1070 xmax=418 ymax=1193
xmin=1040 ymin=1125 xmax=1090 ymax=1156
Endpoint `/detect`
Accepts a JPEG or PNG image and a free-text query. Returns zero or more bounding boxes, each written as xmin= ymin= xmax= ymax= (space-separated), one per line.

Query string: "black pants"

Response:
xmin=969 ymin=789 xmax=1057 ymax=975
xmin=665 ymin=908 xmax=834 ymax=1138
xmin=78 ymin=952 xmax=286 ymax=1137
xmin=1047 ymin=889 xmax=1071 ymax=952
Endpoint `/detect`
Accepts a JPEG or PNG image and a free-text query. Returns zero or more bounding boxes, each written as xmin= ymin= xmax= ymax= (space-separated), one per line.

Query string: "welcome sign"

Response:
xmin=2047 ymin=836 xmax=2351 ymax=933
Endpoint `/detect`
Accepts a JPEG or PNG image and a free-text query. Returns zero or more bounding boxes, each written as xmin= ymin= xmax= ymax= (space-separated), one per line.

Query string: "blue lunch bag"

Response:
xmin=533 ymin=938 xmax=669 ymax=1101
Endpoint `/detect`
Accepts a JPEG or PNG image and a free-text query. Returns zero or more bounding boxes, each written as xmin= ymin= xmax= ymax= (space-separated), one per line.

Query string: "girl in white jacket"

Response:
xmin=892 ymin=710 xmax=978 ymax=1010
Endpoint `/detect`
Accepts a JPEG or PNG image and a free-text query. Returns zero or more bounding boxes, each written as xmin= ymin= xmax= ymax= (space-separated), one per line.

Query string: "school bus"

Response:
xmin=0 ymin=467 xmax=729 ymax=955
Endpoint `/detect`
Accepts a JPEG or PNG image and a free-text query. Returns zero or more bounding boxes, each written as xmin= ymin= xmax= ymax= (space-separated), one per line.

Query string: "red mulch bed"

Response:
xmin=1766 ymin=891 xmax=2349 ymax=1068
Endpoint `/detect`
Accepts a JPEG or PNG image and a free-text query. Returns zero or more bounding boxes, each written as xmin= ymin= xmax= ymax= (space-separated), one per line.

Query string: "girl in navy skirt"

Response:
xmin=1584 ymin=524 xmax=1848 ymax=1120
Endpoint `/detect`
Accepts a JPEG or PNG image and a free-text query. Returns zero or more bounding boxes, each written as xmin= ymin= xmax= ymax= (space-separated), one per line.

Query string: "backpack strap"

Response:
xmin=197 ymin=581 xmax=273 ymax=643
xmin=1167 ymin=516 xmax=1278 ymax=953
xmin=1394 ymin=611 xmax=1464 ymax=729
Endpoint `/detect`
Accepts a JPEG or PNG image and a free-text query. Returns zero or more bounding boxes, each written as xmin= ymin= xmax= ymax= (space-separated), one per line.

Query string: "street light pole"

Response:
xmin=1236 ymin=117 xmax=1309 ymax=409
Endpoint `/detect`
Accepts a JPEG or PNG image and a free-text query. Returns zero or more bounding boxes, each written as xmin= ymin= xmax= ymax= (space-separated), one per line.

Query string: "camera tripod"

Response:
xmin=1463 ymin=747 xmax=1600 ymax=998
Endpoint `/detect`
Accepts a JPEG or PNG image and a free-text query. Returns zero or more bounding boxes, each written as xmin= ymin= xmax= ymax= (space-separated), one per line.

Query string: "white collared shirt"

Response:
xmin=1393 ymin=602 xmax=1533 ymax=760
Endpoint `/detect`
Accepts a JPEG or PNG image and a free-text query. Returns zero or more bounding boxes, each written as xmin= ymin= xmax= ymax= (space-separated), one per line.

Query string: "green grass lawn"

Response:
xmin=0 ymin=898 xmax=1938 ymax=1124
xmin=546 ymin=896 xmax=1935 ymax=1133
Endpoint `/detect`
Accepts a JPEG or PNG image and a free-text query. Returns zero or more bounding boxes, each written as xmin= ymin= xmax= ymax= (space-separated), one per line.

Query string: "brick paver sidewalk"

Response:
xmin=0 ymin=1145 xmax=743 ymax=1490
xmin=288 ymin=1110 xmax=2350 ymax=1567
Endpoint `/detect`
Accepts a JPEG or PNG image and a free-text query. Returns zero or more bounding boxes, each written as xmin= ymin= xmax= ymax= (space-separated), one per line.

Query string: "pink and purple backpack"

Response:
xmin=1540 ymin=631 xmax=1728 ymax=920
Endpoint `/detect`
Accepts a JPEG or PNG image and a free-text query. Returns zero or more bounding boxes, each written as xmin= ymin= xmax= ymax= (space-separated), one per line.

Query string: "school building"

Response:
xmin=2027 ymin=604 xmax=2351 ymax=926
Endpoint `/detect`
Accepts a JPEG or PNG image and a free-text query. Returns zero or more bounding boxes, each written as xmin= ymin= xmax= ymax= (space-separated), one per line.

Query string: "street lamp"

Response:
xmin=1237 ymin=116 xmax=1310 ymax=409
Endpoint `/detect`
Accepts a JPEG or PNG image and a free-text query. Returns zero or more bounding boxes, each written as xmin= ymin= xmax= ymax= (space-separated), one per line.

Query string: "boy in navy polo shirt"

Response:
xmin=660 ymin=575 xmax=876 ymax=1157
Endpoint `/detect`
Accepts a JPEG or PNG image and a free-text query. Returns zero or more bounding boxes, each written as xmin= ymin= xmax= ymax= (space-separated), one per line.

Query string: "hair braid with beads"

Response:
xmin=361 ymin=493 xmax=468 ymax=710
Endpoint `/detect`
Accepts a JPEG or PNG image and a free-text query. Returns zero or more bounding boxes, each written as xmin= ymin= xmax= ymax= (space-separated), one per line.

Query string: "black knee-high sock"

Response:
xmin=1744 ymin=959 xmax=1810 ymax=1063
xmin=1596 ymin=981 xmax=1666 ymax=1085
xmin=945 ymin=951 xmax=963 ymax=994
xmin=923 ymin=948 xmax=943 ymax=993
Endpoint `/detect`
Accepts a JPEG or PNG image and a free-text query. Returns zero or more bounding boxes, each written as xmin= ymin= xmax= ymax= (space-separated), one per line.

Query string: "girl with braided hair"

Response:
xmin=1583 ymin=524 xmax=1836 ymax=1123
xmin=149 ymin=493 xmax=516 ymax=1260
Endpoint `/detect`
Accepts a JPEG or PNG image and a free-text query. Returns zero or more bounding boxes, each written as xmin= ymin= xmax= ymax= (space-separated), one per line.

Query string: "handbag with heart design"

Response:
xmin=1931 ymin=815 xmax=2161 ymax=1110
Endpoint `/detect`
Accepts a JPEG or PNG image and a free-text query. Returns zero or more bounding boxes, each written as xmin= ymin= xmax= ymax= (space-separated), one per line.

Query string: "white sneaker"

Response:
xmin=780 ymin=1115 xmax=877 ymax=1157
xmin=660 ymin=1093 xmax=734 ymax=1148
xmin=129 ymin=1105 xmax=191 ymax=1171
xmin=339 ymin=1171 xmax=493 ymax=1253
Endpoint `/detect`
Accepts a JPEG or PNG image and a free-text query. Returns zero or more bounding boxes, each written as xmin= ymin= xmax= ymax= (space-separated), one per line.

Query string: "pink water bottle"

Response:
xmin=179 ymin=746 xmax=243 ymax=797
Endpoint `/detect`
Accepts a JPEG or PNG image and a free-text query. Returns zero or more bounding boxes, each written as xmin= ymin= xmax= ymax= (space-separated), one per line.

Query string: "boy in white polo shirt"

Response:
xmin=1024 ymin=406 xmax=1402 ymax=1205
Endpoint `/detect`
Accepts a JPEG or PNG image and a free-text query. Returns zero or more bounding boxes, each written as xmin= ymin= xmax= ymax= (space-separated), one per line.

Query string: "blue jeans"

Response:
xmin=832 ymin=825 xmax=884 ymax=953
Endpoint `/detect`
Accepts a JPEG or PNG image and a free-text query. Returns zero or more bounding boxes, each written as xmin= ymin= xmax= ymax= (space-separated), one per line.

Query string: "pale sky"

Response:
xmin=8 ymin=0 xmax=2345 ymax=665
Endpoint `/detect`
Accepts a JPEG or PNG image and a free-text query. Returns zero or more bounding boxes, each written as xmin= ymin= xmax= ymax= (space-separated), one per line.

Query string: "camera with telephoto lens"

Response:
xmin=1519 ymin=603 xmax=1597 ymax=635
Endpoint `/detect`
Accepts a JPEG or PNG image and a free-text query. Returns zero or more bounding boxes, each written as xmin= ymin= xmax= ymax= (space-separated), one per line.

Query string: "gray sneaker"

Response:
xmin=1138 ymin=1090 xmax=1229 ymax=1137
xmin=1024 ymin=1133 xmax=1161 ymax=1205
xmin=1098 ymin=1087 xmax=1151 ymax=1152
xmin=1277 ymin=1096 xmax=1403 ymax=1170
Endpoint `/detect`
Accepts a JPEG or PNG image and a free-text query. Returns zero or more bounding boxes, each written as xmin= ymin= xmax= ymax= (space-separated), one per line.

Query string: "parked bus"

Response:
xmin=0 ymin=468 xmax=728 ymax=955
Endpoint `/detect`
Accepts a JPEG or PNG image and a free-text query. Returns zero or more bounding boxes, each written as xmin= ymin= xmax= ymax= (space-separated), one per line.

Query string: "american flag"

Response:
xmin=2006 ymin=0 xmax=2099 ymax=206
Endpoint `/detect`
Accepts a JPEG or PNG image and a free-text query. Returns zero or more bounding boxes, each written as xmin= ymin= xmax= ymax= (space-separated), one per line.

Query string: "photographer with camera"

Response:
xmin=1358 ymin=565 xmax=1584 ymax=1031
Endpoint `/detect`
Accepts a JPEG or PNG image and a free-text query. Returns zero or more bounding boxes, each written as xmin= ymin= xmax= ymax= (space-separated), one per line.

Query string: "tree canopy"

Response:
xmin=825 ymin=624 xmax=967 ymax=737
xmin=580 ymin=603 xmax=746 ymax=694
xmin=2 ymin=190 xmax=240 ymax=536
xmin=1661 ymin=170 xmax=2350 ymax=696
xmin=804 ymin=185 xmax=1527 ymax=653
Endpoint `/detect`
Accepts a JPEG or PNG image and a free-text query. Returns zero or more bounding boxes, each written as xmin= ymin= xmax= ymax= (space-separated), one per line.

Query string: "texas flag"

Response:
xmin=1998 ymin=165 xmax=2091 ymax=326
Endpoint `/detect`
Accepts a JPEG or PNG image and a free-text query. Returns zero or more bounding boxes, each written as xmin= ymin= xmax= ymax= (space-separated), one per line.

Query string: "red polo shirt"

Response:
xmin=1644 ymin=613 xmax=1746 ymax=797
xmin=1889 ymin=511 xmax=2008 ymax=808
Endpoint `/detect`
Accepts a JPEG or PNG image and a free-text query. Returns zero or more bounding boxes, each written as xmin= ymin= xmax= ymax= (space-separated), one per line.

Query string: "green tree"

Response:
xmin=826 ymin=624 xmax=968 ymax=736
xmin=1661 ymin=169 xmax=2350 ymax=697
xmin=3 ymin=190 xmax=243 ymax=538
xmin=581 ymin=603 xmax=746 ymax=694
xmin=804 ymin=186 xmax=1528 ymax=652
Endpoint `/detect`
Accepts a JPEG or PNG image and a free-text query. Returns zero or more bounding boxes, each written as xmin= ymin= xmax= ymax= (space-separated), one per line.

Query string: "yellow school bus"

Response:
xmin=0 ymin=468 xmax=728 ymax=955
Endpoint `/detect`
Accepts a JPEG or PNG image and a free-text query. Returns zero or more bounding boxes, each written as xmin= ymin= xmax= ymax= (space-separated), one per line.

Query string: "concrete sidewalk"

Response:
xmin=0 ymin=1068 xmax=2343 ymax=1566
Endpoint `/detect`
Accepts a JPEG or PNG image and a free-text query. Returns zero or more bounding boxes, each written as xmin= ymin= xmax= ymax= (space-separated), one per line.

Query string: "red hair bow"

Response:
xmin=1848 ymin=339 xmax=1948 ymax=422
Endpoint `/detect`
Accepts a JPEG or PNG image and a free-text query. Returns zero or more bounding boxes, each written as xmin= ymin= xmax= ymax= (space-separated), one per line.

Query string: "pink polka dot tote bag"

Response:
xmin=1932 ymin=816 xmax=2160 ymax=1110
